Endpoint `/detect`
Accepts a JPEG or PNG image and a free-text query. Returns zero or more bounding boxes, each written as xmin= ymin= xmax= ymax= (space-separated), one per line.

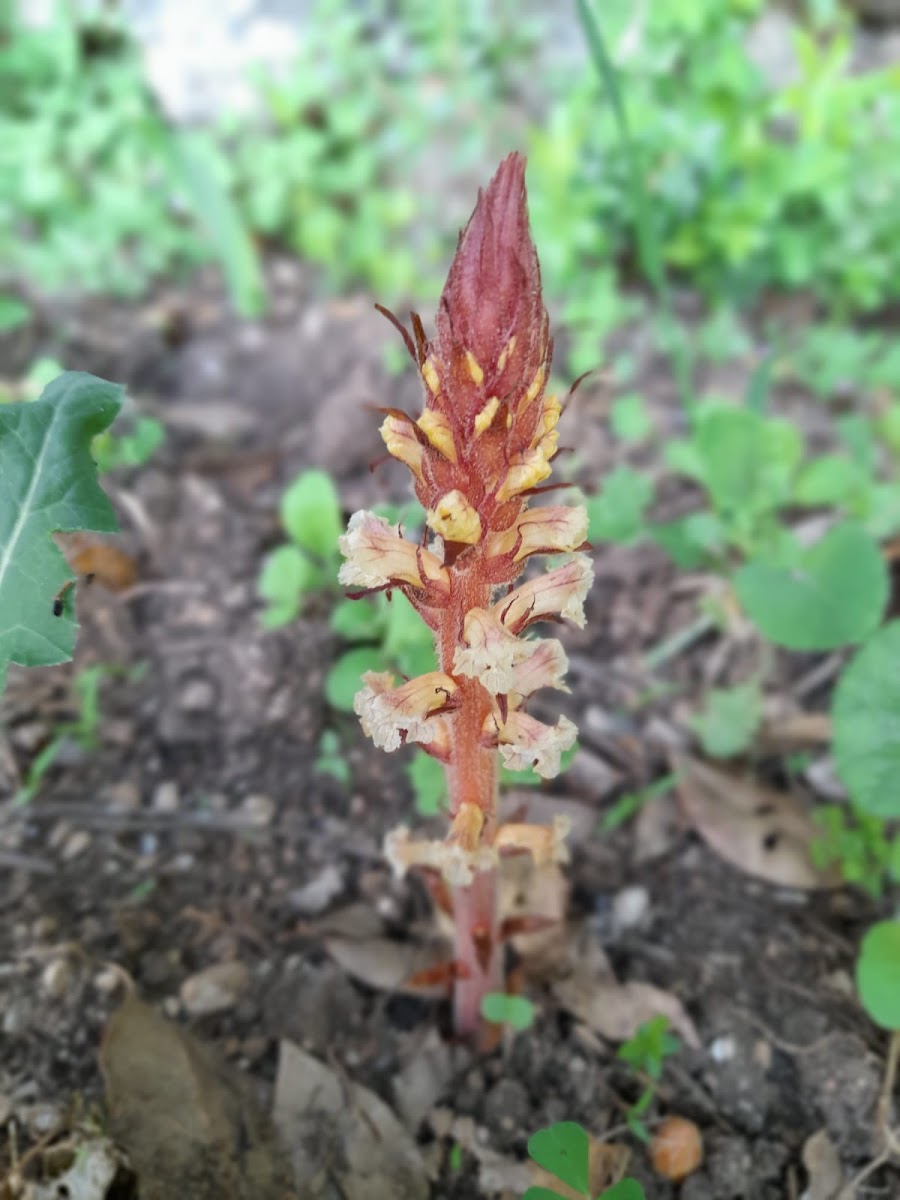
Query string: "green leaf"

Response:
xmin=690 ymin=681 xmax=762 ymax=759
xmin=330 ymin=597 xmax=382 ymax=642
xmin=833 ymin=621 xmax=900 ymax=818
xmin=651 ymin=513 xmax=727 ymax=568
xmin=857 ymin=920 xmax=900 ymax=1030
xmin=696 ymin=408 xmax=802 ymax=516
xmin=406 ymin=750 xmax=446 ymax=816
xmin=281 ymin=470 xmax=343 ymax=563
xmin=325 ymin=645 xmax=384 ymax=711
xmin=587 ymin=467 xmax=653 ymax=544
xmin=793 ymin=455 xmax=862 ymax=507
xmin=522 ymin=1189 xmax=569 ymax=1200
xmin=610 ymin=394 xmax=652 ymax=442
xmin=600 ymin=1181 xmax=646 ymax=1200
xmin=0 ymin=296 xmax=31 ymax=333
xmin=0 ymin=372 xmax=121 ymax=687
xmin=527 ymin=1122 xmax=590 ymax=1195
xmin=480 ymin=992 xmax=536 ymax=1030
xmin=257 ymin=545 xmax=319 ymax=628
xmin=168 ymin=130 xmax=265 ymax=318
xmin=735 ymin=523 xmax=887 ymax=651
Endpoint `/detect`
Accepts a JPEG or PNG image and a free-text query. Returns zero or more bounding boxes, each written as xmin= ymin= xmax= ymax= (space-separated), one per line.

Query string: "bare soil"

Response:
xmin=0 ymin=262 xmax=895 ymax=1199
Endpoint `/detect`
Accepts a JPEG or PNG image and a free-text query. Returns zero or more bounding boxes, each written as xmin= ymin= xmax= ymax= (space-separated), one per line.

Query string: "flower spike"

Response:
xmin=340 ymin=153 xmax=593 ymax=1043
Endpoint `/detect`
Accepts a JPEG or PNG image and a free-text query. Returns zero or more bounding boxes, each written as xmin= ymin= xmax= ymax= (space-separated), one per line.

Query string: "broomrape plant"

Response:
xmin=339 ymin=154 xmax=592 ymax=1041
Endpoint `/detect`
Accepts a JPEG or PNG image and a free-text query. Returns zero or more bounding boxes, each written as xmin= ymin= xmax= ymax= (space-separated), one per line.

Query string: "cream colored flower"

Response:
xmin=495 ymin=554 xmax=594 ymax=633
xmin=338 ymin=511 xmax=449 ymax=593
xmin=507 ymin=637 xmax=569 ymax=702
xmin=486 ymin=504 xmax=588 ymax=562
xmin=354 ymin=670 xmax=458 ymax=752
xmin=453 ymin=607 xmax=539 ymax=694
xmin=493 ymin=711 xmax=578 ymax=779
xmin=384 ymin=825 xmax=495 ymax=887
xmin=494 ymin=813 xmax=572 ymax=866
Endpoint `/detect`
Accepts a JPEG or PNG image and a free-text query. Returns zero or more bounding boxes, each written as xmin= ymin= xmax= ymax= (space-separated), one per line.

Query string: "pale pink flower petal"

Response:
xmin=354 ymin=670 xmax=458 ymax=752
xmin=452 ymin=607 xmax=538 ymax=693
xmin=338 ymin=511 xmax=448 ymax=592
xmin=495 ymin=554 xmax=594 ymax=633
xmin=494 ymin=711 xmax=578 ymax=779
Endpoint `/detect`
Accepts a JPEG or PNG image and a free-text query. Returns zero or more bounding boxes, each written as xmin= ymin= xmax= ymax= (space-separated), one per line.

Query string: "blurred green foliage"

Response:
xmin=5 ymin=0 xmax=900 ymax=356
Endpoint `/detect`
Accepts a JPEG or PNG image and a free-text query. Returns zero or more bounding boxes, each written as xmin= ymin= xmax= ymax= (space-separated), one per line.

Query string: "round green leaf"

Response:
xmin=833 ymin=621 xmax=900 ymax=818
xmin=480 ymin=992 xmax=536 ymax=1031
xmin=527 ymin=1123 xmax=590 ymax=1195
xmin=330 ymin=597 xmax=382 ymax=642
xmin=257 ymin=545 xmax=317 ymax=628
xmin=600 ymin=1183 xmax=646 ymax=1200
xmin=857 ymin=920 xmax=900 ymax=1029
xmin=325 ymin=646 xmax=384 ymax=712
xmin=735 ymin=523 xmax=887 ymax=651
xmin=280 ymin=469 xmax=342 ymax=562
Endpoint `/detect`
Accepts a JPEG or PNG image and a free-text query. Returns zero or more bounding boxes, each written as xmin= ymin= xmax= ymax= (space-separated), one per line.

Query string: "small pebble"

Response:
xmin=710 ymin=1035 xmax=736 ymax=1063
xmin=41 ymin=957 xmax=73 ymax=1000
xmin=152 ymin=780 xmax=180 ymax=812
xmin=62 ymin=830 xmax=91 ymax=861
xmin=179 ymin=678 xmax=216 ymax=712
xmin=288 ymin=864 xmax=344 ymax=916
xmin=240 ymin=794 xmax=275 ymax=826
xmin=180 ymin=960 xmax=249 ymax=1017
xmin=651 ymin=1115 xmax=703 ymax=1182
xmin=613 ymin=884 xmax=650 ymax=932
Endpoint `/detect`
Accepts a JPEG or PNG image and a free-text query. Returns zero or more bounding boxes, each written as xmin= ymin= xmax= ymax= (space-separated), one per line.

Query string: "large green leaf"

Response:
xmin=735 ymin=523 xmax=887 ymax=651
xmin=833 ymin=621 xmax=900 ymax=818
xmin=0 ymin=373 xmax=122 ymax=690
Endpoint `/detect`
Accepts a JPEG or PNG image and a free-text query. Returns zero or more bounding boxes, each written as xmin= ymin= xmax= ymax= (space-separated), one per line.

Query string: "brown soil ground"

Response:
xmin=0 ymin=261 xmax=894 ymax=1200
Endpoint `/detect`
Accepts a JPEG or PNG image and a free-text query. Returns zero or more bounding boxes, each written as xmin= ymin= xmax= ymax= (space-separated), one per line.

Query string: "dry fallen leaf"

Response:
xmin=273 ymin=1039 xmax=428 ymax=1200
xmin=100 ymin=996 xmax=293 ymax=1200
xmin=673 ymin=753 xmax=841 ymax=890
xmin=802 ymin=1129 xmax=844 ymax=1200
xmin=323 ymin=933 xmax=449 ymax=997
xmin=553 ymin=935 xmax=700 ymax=1049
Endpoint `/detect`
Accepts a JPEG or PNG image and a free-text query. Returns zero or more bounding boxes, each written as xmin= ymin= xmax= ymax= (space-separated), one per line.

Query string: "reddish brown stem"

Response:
xmin=439 ymin=556 xmax=502 ymax=1042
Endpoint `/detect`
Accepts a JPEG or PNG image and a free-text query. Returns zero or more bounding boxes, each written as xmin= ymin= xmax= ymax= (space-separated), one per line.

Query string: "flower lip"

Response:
xmin=339 ymin=510 xmax=449 ymax=594
xmin=495 ymin=553 xmax=595 ymax=633
xmin=355 ymin=670 xmax=459 ymax=752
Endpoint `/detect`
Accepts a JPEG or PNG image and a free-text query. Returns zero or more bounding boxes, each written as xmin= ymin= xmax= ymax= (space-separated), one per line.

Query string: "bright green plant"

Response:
xmin=480 ymin=992 xmax=536 ymax=1032
xmin=525 ymin=1122 xmax=645 ymax=1200
xmin=810 ymin=805 xmax=898 ymax=899
xmin=0 ymin=371 xmax=122 ymax=694
xmin=14 ymin=662 xmax=120 ymax=805
xmin=617 ymin=1016 xmax=682 ymax=1143
xmin=858 ymin=922 xmax=900 ymax=1032
xmin=690 ymin=680 xmax=762 ymax=760
xmin=3 ymin=4 xmax=261 ymax=314
xmin=257 ymin=469 xmax=345 ymax=628
xmin=655 ymin=403 xmax=889 ymax=652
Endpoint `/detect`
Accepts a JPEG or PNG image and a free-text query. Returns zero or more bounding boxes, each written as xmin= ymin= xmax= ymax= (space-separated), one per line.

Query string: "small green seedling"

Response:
xmin=599 ymin=774 xmax=676 ymax=834
xmin=810 ymin=806 xmax=898 ymax=899
xmin=690 ymin=680 xmax=762 ymax=760
xmin=258 ymin=469 xmax=344 ymax=627
xmin=14 ymin=663 xmax=119 ymax=805
xmin=654 ymin=403 xmax=889 ymax=652
xmin=617 ymin=1015 xmax=681 ymax=1143
xmin=525 ymin=1121 xmax=645 ymax=1200
xmin=313 ymin=729 xmax=352 ymax=787
xmin=480 ymin=992 xmax=536 ymax=1032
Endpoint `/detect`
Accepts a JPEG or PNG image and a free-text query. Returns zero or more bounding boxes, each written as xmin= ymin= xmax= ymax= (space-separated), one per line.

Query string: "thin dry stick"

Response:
xmin=840 ymin=1030 xmax=900 ymax=1200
